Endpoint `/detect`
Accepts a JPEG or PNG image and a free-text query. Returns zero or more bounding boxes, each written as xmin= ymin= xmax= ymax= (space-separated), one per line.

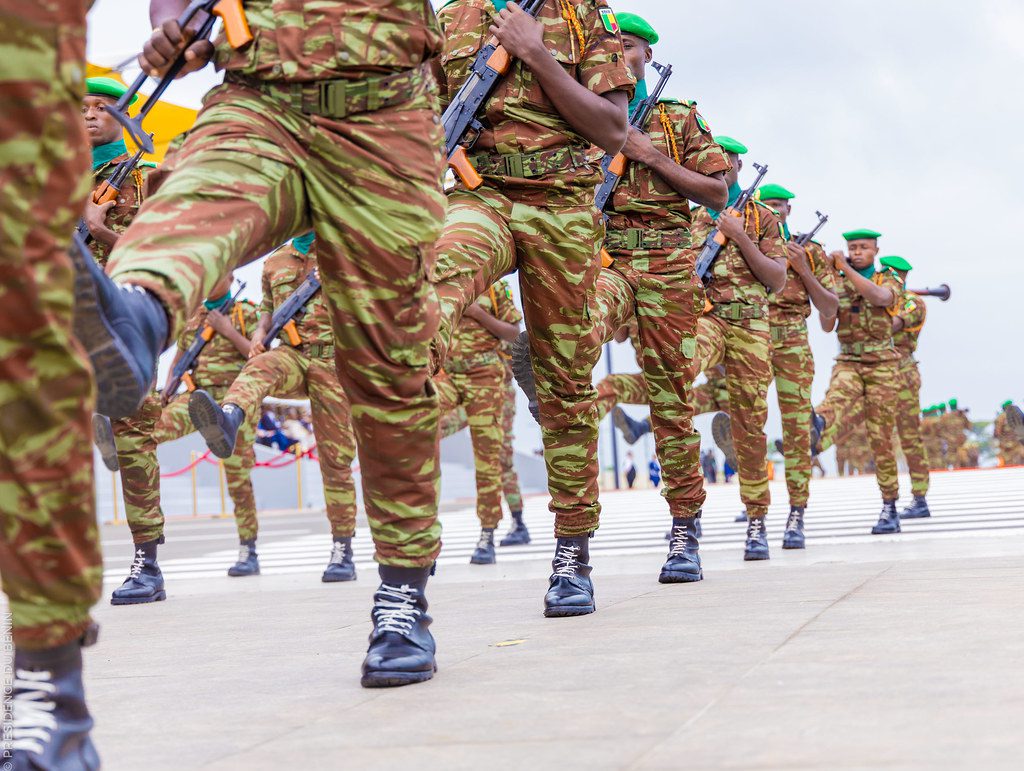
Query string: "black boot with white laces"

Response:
xmin=10 ymin=627 xmax=101 ymax=770
xmin=361 ymin=565 xmax=436 ymax=688
xmin=744 ymin=516 xmax=770 ymax=561
xmin=227 ymin=538 xmax=260 ymax=577
xmin=110 ymin=538 xmax=165 ymax=605
xmin=322 ymin=537 xmax=356 ymax=582
xmin=543 ymin=536 xmax=595 ymax=617
xmin=659 ymin=517 xmax=703 ymax=583
xmin=470 ymin=528 xmax=496 ymax=564
xmin=782 ymin=507 xmax=806 ymax=549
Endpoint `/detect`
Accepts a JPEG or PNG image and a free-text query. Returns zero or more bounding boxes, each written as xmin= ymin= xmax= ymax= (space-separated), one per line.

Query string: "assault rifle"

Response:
xmin=794 ymin=211 xmax=828 ymax=247
xmin=263 ymin=271 xmax=322 ymax=348
xmin=441 ymin=0 xmax=546 ymax=190
xmin=74 ymin=144 xmax=150 ymax=243
xmin=110 ymin=0 xmax=252 ymax=152
xmin=694 ymin=162 xmax=769 ymax=282
xmin=165 ymin=280 xmax=247 ymax=395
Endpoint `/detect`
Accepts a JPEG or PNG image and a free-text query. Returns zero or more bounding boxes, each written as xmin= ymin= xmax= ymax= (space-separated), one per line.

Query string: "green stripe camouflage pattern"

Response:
xmin=223 ymin=345 xmax=358 ymax=540
xmin=938 ymin=409 xmax=971 ymax=469
xmin=106 ymin=78 xmax=446 ymax=567
xmin=995 ymin=411 xmax=1024 ymax=466
xmin=90 ymin=155 xmax=155 ymax=266
xmin=769 ymin=322 xmax=816 ymax=507
xmin=920 ymin=414 xmax=944 ymax=470
xmin=0 ymin=0 xmax=102 ymax=650
xmin=595 ymin=373 xmax=648 ymax=422
xmin=692 ymin=366 xmax=729 ymax=416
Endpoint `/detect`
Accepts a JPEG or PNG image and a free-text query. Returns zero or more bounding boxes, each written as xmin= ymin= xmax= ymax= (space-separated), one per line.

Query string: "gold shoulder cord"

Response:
xmin=657 ymin=103 xmax=680 ymax=164
xmin=559 ymin=0 xmax=586 ymax=58
xmin=743 ymin=200 xmax=760 ymax=235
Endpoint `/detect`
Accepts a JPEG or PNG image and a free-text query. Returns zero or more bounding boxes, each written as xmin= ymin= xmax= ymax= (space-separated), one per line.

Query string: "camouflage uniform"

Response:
xmin=890 ymin=290 xmax=929 ymax=495
xmin=219 ymin=244 xmax=358 ymax=539
xmin=88 ymin=144 xmax=155 ymax=266
xmin=692 ymin=365 xmax=729 ymax=416
xmin=940 ymin=408 xmax=971 ymax=469
xmin=112 ymin=302 xmax=261 ymax=543
xmin=815 ymin=266 xmax=904 ymax=500
xmin=921 ymin=412 xmax=944 ymax=469
xmin=106 ymin=2 xmax=446 ymax=567
xmin=585 ymin=100 xmax=731 ymax=521
xmin=768 ymin=239 xmax=836 ymax=508
xmin=0 ymin=0 xmax=101 ymax=649
xmin=434 ymin=280 xmax=521 ymax=528
xmin=433 ymin=0 xmax=634 ymax=536
xmin=690 ymin=200 xmax=785 ymax=519
xmin=595 ymin=372 xmax=649 ymax=422
xmin=995 ymin=411 xmax=1024 ymax=466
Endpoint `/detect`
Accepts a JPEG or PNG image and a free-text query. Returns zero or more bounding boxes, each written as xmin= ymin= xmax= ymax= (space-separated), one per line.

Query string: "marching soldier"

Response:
xmin=942 ymin=397 xmax=972 ymax=468
xmin=920 ymin=405 xmax=944 ymax=469
xmin=995 ymin=401 xmax=1024 ymax=465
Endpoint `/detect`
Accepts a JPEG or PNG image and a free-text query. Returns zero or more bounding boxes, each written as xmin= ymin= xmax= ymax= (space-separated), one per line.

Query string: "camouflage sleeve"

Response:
xmin=678 ymin=106 xmax=731 ymax=176
xmin=577 ymin=1 xmax=635 ymax=97
xmin=877 ymin=270 xmax=903 ymax=309
xmin=808 ymin=241 xmax=837 ymax=292
xmin=177 ymin=309 xmax=204 ymax=352
xmin=756 ymin=205 xmax=787 ymax=262
xmin=897 ymin=291 xmax=927 ymax=331
xmin=496 ymin=282 xmax=522 ymax=325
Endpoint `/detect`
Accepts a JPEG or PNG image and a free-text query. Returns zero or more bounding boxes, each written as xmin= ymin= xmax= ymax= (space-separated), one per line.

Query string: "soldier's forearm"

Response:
xmin=646 ymin=156 xmax=727 ymax=210
xmin=803 ymin=273 xmax=839 ymax=317
xmin=150 ymin=0 xmax=190 ymax=26
xmin=735 ymin=237 xmax=786 ymax=293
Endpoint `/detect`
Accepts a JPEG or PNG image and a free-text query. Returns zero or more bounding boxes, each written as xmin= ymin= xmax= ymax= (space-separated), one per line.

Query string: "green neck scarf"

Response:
xmin=708 ymin=182 xmax=742 ymax=222
xmin=92 ymin=138 xmax=127 ymax=170
xmin=854 ymin=263 xmax=876 ymax=279
xmin=780 ymin=220 xmax=791 ymax=241
xmin=203 ymin=293 xmax=230 ymax=311
xmin=292 ymin=232 xmax=315 ymax=254
xmin=628 ymin=78 xmax=649 ymax=117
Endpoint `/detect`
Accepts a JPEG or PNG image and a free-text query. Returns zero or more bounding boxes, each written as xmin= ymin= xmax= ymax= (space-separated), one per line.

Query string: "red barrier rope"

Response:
xmin=160 ymin=450 xmax=212 ymax=478
xmin=158 ymin=442 xmax=359 ymax=477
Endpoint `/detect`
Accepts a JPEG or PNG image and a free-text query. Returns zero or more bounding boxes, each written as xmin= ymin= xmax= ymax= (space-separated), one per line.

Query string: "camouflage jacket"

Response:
xmin=834 ymin=266 xmax=902 ymax=363
xmin=438 ymin=0 xmax=634 ymax=203
xmin=769 ymin=239 xmax=837 ymax=326
xmin=606 ymin=99 xmax=730 ymax=236
xmin=994 ymin=412 xmax=1020 ymax=444
xmin=91 ymin=151 xmax=155 ymax=266
xmin=692 ymin=200 xmax=785 ymax=314
xmin=893 ymin=289 xmax=926 ymax=360
xmin=178 ymin=301 xmax=259 ymax=389
xmin=260 ymin=244 xmax=333 ymax=348
xmin=214 ymin=0 xmax=443 ymax=81
xmin=449 ymin=279 xmax=521 ymax=364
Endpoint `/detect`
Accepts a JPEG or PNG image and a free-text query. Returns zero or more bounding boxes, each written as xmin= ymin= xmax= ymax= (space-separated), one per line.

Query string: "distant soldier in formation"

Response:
xmin=995 ymin=401 xmax=1024 ymax=466
xmin=941 ymin=398 xmax=972 ymax=468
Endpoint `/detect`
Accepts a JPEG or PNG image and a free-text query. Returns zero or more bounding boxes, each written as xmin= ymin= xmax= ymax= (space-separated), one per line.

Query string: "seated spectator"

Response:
xmin=282 ymin=405 xmax=315 ymax=450
xmin=256 ymin=406 xmax=296 ymax=451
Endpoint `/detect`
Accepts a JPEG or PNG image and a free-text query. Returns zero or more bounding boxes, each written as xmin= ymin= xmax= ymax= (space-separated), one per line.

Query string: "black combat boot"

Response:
xmin=69 ymin=232 xmax=167 ymax=420
xmin=871 ymin=500 xmax=901 ymax=534
xmin=665 ymin=516 xmax=702 ymax=541
xmin=10 ymin=628 xmax=101 ymax=770
xmin=92 ymin=414 xmax=119 ymax=472
xmin=659 ymin=517 xmax=703 ymax=583
xmin=810 ymin=410 xmax=826 ymax=457
xmin=782 ymin=507 xmax=806 ymax=549
xmin=510 ymin=330 xmax=540 ymax=423
xmin=227 ymin=538 xmax=260 ymax=576
xmin=110 ymin=538 xmax=166 ymax=605
xmin=900 ymin=496 xmax=931 ymax=519
xmin=544 ymin=536 xmax=595 ymax=617
xmin=322 ymin=537 xmax=356 ymax=582
xmin=735 ymin=509 xmax=748 ymax=523
xmin=361 ymin=565 xmax=436 ymax=688
xmin=469 ymin=528 xmax=497 ymax=564
xmin=499 ymin=511 xmax=530 ymax=546
xmin=744 ymin=516 xmax=770 ymax=561
xmin=613 ymin=407 xmax=651 ymax=445
xmin=712 ymin=412 xmax=739 ymax=471
xmin=189 ymin=391 xmax=245 ymax=459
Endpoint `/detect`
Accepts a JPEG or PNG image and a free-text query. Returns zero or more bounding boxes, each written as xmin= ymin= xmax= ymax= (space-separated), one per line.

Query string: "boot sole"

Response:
xmin=361 ymin=664 xmax=437 ymax=689
xmin=871 ymin=528 xmax=901 ymax=535
xmin=744 ymin=553 xmax=770 ymax=561
xmin=711 ymin=412 xmax=739 ymax=470
xmin=111 ymin=590 xmax=166 ymax=606
xmin=92 ymin=414 xmax=120 ymax=472
xmin=499 ymin=538 xmax=531 ymax=546
xmin=781 ymin=540 xmax=806 ymax=549
xmin=900 ymin=513 xmax=931 ymax=519
xmin=658 ymin=571 xmax=703 ymax=583
xmin=189 ymin=391 xmax=237 ymax=459
xmin=543 ymin=604 xmax=596 ymax=618
xmin=70 ymin=237 xmax=150 ymax=419
xmin=612 ymin=407 xmax=639 ymax=445
xmin=469 ymin=556 xmax=497 ymax=565
xmin=321 ymin=573 xmax=357 ymax=583
xmin=510 ymin=332 xmax=540 ymax=424
xmin=227 ymin=568 xmax=260 ymax=577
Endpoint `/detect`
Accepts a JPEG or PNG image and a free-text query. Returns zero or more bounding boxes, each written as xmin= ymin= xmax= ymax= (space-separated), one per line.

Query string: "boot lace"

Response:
xmin=328 ymin=542 xmax=346 ymax=565
xmin=667 ymin=524 xmax=689 ymax=556
xmin=11 ymin=669 xmax=57 ymax=753
xmin=747 ymin=518 xmax=765 ymax=539
xmin=128 ymin=547 xmax=146 ymax=579
xmin=372 ymin=583 xmax=421 ymax=635
xmin=552 ymin=543 xmax=581 ymax=577
xmin=235 ymin=545 xmax=251 ymax=564
xmin=786 ymin=510 xmax=802 ymax=532
xmin=476 ymin=531 xmax=493 ymax=550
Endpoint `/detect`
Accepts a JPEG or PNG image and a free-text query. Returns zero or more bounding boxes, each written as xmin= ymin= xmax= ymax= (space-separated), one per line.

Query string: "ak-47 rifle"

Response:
xmin=110 ymin=0 xmax=252 ymax=153
xmin=165 ymin=280 xmax=247 ymax=395
xmin=74 ymin=144 xmax=151 ymax=243
xmin=694 ymin=162 xmax=769 ymax=282
xmin=263 ymin=271 xmax=322 ymax=348
xmin=794 ymin=211 xmax=829 ymax=247
xmin=441 ymin=0 xmax=546 ymax=190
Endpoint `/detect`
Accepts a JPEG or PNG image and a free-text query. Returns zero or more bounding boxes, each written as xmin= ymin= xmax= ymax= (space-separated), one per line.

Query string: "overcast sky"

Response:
xmin=87 ymin=1 xmax=1023 ymax=469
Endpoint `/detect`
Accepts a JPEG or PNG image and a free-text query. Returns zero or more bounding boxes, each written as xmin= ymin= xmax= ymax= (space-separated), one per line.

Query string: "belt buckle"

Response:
xmin=319 ymin=80 xmax=348 ymax=118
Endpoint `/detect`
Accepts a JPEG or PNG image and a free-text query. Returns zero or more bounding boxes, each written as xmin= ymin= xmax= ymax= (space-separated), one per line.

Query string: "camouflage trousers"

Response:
xmin=999 ymin=439 xmax=1024 ymax=467
xmin=921 ymin=422 xmax=944 ymax=470
xmin=223 ymin=345 xmax=357 ymax=538
xmin=111 ymin=388 xmax=258 ymax=543
xmin=769 ymin=321 xmax=816 ymax=508
xmin=695 ymin=313 xmax=772 ymax=517
xmin=588 ymin=256 xmax=706 ymax=519
xmin=692 ymin=369 xmax=729 ymax=416
xmin=106 ymin=81 xmax=445 ymax=567
xmin=816 ymin=359 xmax=900 ymax=500
xmin=0 ymin=1 xmax=102 ymax=650
xmin=435 ymin=355 xmax=507 ymax=528
xmin=439 ymin=362 xmax=523 ymax=513
xmin=430 ymin=185 xmax=604 ymax=536
xmin=595 ymin=373 xmax=648 ymax=422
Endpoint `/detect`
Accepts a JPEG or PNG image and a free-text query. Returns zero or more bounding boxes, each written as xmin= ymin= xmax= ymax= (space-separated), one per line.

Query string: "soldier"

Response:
xmin=995 ymin=401 xmax=1024 ymax=465
xmin=0 ymin=0 xmax=102 ymax=762
xmin=72 ymin=1 xmax=449 ymax=688
xmin=812 ymin=229 xmax=905 ymax=534
xmin=189 ymin=236 xmax=360 ymax=582
xmin=756 ymin=183 xmax=839 ymax=549
xmin=942 ymin=397 xmax=972 ymax=468
xmin=920 ymin=405 xmax=944 ymax=470
xmin=431 ymin=0 xmax=634 ymax=616
xmin=433 ymin=280 xmax=522 ymax=564
xmin=1006 ymin=400 xmax=1024 ymax=442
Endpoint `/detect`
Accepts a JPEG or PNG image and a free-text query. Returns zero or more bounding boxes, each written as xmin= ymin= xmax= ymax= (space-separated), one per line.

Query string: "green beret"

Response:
xmin=842 ymin=228 xmax=882 ymax=242
xmin=86 ymin=77 xmax=138 ymax=106
xmin=757 ymin=184 xmax=794 ymax=202
xmin=949 ymin=398 xmax=958 ymax=409
xmin=938 ymin=402 xmax=947 ymax=410
xmin=1002 ymin=400 xmax=1013 ymax=409
xmin=879 ymin=255 xmax=912 ymax=272
xmin=616 ymin=12 xmax=659 ymax=45
xmin=715 ymin=135 xmax=747 ymax=155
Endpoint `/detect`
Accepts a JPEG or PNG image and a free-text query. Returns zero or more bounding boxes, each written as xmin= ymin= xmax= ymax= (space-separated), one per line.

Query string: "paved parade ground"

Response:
xmin=62 ymin=469 xmax=1024 ymax=767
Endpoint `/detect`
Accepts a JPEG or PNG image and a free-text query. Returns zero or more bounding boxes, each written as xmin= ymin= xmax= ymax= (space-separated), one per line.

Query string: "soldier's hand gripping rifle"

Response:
xmin=694 ymin=162 xmax=769 ymax=282
xmin=74 ymin=144 xmax=152 ymax=243
xmin=263 ymin=271 xmax=322 ymax=348
xmin=593 ymin=61 xmax=673 ymax=267
xmin=165 ymin=280 xmax=247 ymax=395
xmin=110 ymin=0 xmax=252 ymax=153
xmin=909 ymin=284 xmax=951 ymax=301
xmin=442 ymin=0 xmax=546 ymax=190
xmin=794 ymin=211 xmax=828 ymax=247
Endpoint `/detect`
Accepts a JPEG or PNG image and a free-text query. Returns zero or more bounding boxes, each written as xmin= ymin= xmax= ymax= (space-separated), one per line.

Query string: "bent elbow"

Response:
xmin=709 ymin=179 xmax=729 ymax=212
xmin=601 ymin=122 xmax=627 ymax=155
